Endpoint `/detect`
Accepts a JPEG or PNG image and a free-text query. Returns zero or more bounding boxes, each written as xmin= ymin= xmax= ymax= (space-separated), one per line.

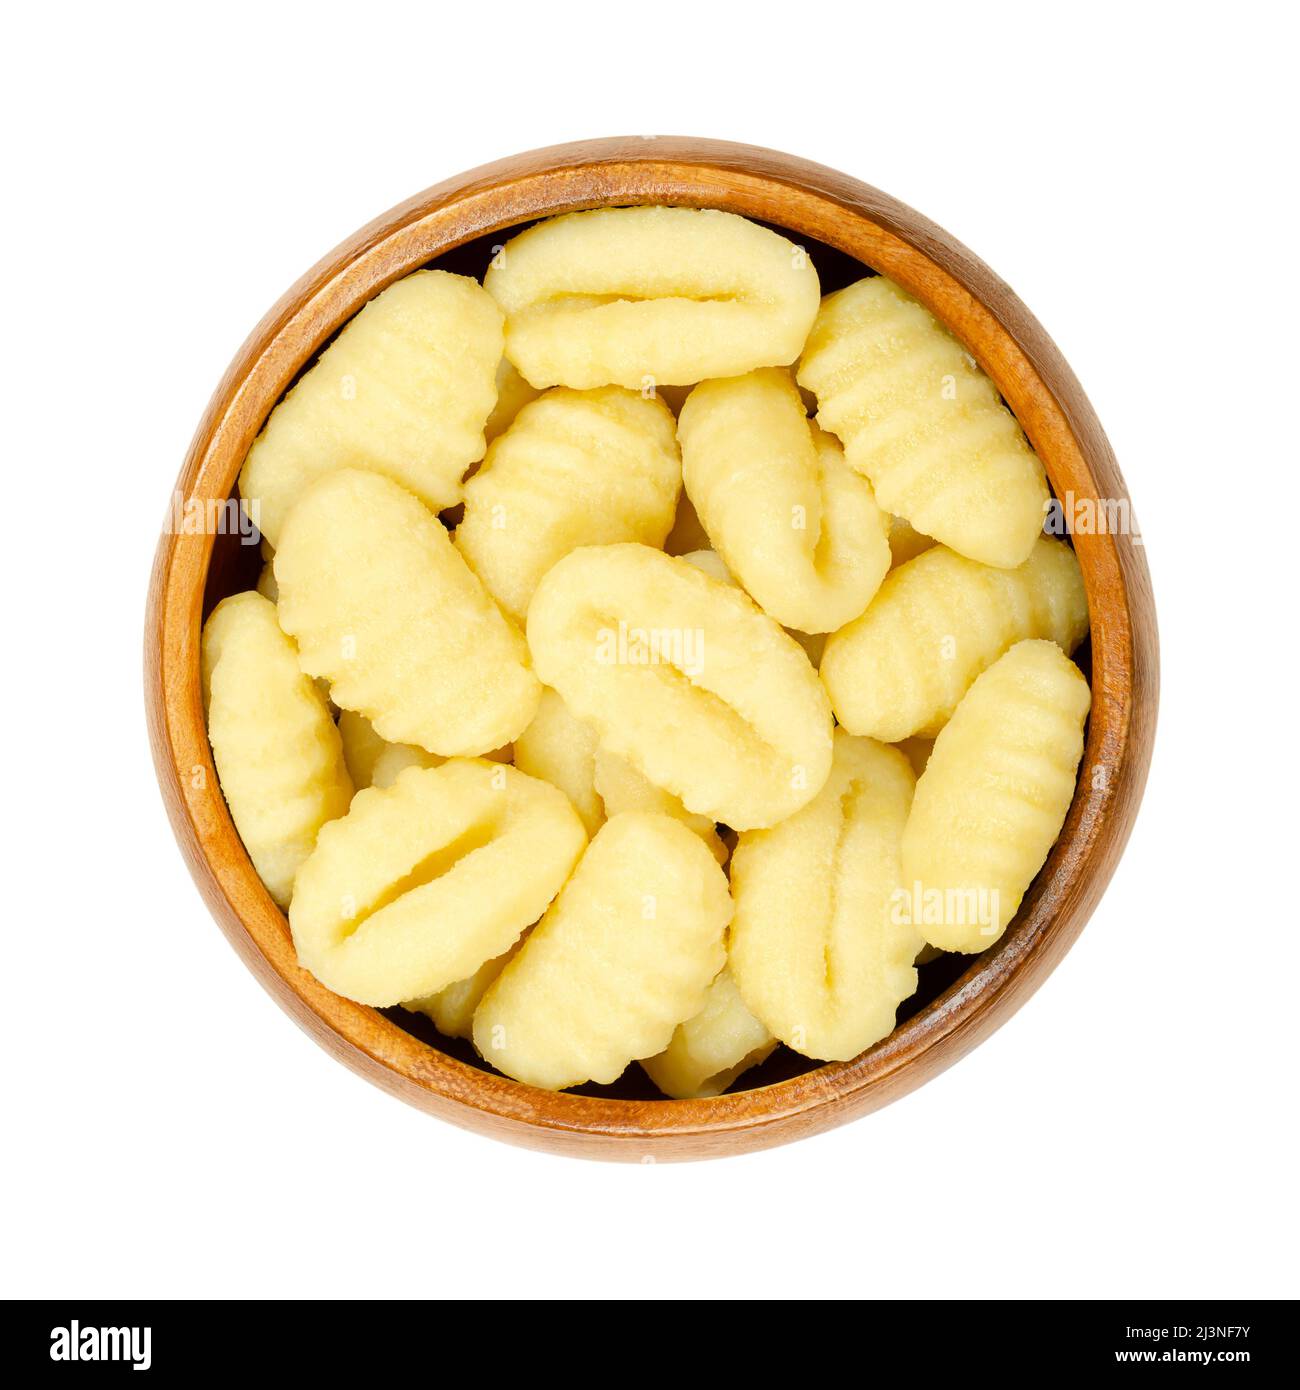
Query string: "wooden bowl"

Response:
xmin=145 ymin=137 xmax=1158 ymax=1161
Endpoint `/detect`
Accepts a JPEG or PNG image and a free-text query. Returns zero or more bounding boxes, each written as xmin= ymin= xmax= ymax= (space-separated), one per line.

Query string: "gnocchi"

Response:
xmin=290 ymin=760 xmax=586 ymax=1006
xmin=403 ymin=936 xmax=525 ymax=1040
xmin=241 ymin=270 xmax=503 ymax=547
xmin=483 ymin=358 xmax=542 ymax=443
xmin=274 ymin=468 xmax=540 ymax=757
xmin=198 ymin=213 xmax=1100 ymax=1102
xmin=592 ymin=747 xmax=727 ymax=863
xmin=820 ymin=536 xmax=1088 ymax=742
xmin=730 ymin=731 xmax=921 ymax=1061
xmin=678 ymin=368 xmax=891 ymax=632
xmin=474 ymin=813 xmax=731 ymax=1089
xmin=201 ymin=591 xmax=352 ymax=907
xmin=512 ymin=688 xmax=604 ymax=835
xmin=526 ymin=543 xmax=834 ymax=830
xmin=456 ymin=386 xmax=680 ymax=621
xmin=641 ymin=969 xmax=776 ymax=1099
xmin=484 ymin=206 xmax=820 ymax=389
xmin=900 ymin=640 xmax=1091 ymax=952
xmin=798 ymin=276 xmax=1048 ymax=568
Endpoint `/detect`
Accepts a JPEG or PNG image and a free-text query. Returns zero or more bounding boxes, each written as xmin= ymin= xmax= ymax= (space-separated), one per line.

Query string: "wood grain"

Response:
xmin=144 ymin=136 xmax=1159 ymax=1161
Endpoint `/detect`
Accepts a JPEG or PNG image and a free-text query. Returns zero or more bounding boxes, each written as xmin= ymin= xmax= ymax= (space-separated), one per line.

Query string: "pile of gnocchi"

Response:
xmin=203 ymin=205 xmax=1091 ymax=1098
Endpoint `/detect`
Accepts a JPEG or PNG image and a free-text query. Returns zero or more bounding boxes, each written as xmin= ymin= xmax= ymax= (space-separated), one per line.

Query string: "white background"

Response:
xmin=4 ymin=1 xmax=1295 ymax=1301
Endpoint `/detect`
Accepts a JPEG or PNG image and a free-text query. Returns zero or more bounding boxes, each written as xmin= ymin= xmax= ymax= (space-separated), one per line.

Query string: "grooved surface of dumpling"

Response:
xmin=485 ymin=206 xmax=820 ymax=389
xmin=240 ymin=269 xmax=503 ymax=546
xmin=820 ymin=537 xmax=1088 ymax=741
xmin=202 ymin=591 xmax=353 ymax=908
xmin=474 ymin=813 xmax=731 ymax=1090
xmin=901 ymin=640 xmax=1091 ymax=952
xmin=527 ymin=543 xmax=833 ymax=830
xmin=457 ymin=386 xmax=680 ymax=620
xmin=798 ymin=276 xmax=1048 ymax=568
xmin=274 ymin=469 xmax=540 ymax=757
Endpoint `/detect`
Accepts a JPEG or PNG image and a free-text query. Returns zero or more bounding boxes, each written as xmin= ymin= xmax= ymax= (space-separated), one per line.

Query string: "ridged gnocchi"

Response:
xmin=485 ymin=206 xmax=820 ymax=390
xmin=641 ymin=969 xmax=776 ymax=1099
xmin=512 ymin=688 xmax=604 ymax=835
xmin=678 ymin=368 xmax=890 ymax=632
xmin=201 ymin=591 xmax=352 ymax=908
xmin=820 ymin=537 xmax=1088 ymax=742
xmin=730 ymin=731 xmax=921 ymax=1062
xmin=900 ymin=640 xmax=1091 ymax=952
xmin=290 ymin=760 xmax=586 ymax=1006
xmin=240 ymin=270 xmax=503 ymax=546
xmin=203 ymin=201 xmax=1100 ymax=1102
xmin=274 ymin=469 xmax=540 ymax=757
xmin=527 ymin=543 xmax=834 ymax=830
xmin=474 ymin=813 xmax=731 ymax=1090
xmin=456 ymin=387 xmax=680 ymax=621
xmin=798 ymin=276 xmax=1048 ymax=568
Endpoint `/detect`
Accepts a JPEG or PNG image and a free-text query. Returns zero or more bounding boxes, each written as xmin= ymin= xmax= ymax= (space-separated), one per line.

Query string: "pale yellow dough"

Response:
xmin=240 ymin=269 xmax=503 ymax=546
xmin=201 ymin=591 xmax=352 ymax=908
xmin=403 ymin=936 xmax=526 ymax=1041
xmin=274 ymin=469 xmax=540 ymax=757
xmin=456 ymin=386 xmax=680 ymax=621
xmin=474 ymin=813 xmax=731 ymax=1090
xmin=798 ymin=276 xmax=1048 ymax=568
xmin=526 ymin=543 xmax=833 ymax=830
xmin=485 ymin=206 xmax=820 ymax=389
xmin=592 ymin=748 xmax=726 ymax=863
xmin=730 ymin=731 xmax=921 ymax=1062
xmin=900 ymin=640 xmax=1091 ymax=952
xmin=290 ymin=760 xmax=586 ymax=1006
xmin=641 ymin=969 xmax=776 ymax=1099
xmin=820 ymin=537 xmax=1088 ymax=742
xmin=483 ymin=358 xmax=542 ymax=443
xmin=678 ymin=368 xmax=889 ymax=632
xmin=512 ymin=688 xmax=604 ymax=836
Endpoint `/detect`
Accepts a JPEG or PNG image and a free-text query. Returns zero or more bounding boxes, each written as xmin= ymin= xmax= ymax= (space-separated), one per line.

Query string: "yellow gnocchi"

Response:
xmin=592 ymin=748 xmax=726 ymax=863
xmin=484 ymin=206 xmax=820 ymax=390
xmin=483 ymin=358 xmax=542 ymax=443
xmin=274 ymin=469 xmax=540 ymax=757
xmin=512 ymin=688 xmax=604 ymax=835
xmin=240 ymin=270 xmax=503 ymax=547
xmin=641 ymin=969 xmax=776 ymax=1099
xmin=201 ymin=591 xmax=352 ymax=908
xmin=290 ymin=760 xmax=586 ymax=1006
xmin=474 ymin=813 xmax=731 ymax=1090
xmin=900 ymin=640 xmax=1091 ymax=952
xmin=678 ymin=368 xmax=891 ymax=632
xmin=456 ymin=386 xmax=680 ymax=621
xmin=403 ymin=936 xmax=525 ymax=1041
xmin=526 ymin=543 xmax=834 ymax=830
xmin=730 ymin=731 xmax=921 ymax=1062
xmin=798 ymin=276 xmax=1048 ymax=568
xmin=820 ymin=536 xmax=1088 ymax=742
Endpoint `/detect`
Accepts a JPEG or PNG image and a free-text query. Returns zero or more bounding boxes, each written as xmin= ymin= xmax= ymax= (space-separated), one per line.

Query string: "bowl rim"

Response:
xmin=144 ymin=135 xmax=1158 ymax=1161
